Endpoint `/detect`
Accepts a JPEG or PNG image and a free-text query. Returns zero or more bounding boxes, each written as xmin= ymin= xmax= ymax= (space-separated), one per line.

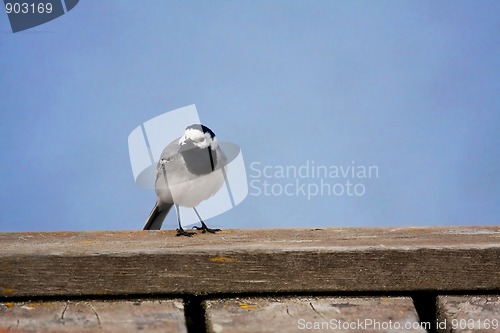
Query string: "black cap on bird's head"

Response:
xmin=185 ymin=124 xmax=216 ymax=139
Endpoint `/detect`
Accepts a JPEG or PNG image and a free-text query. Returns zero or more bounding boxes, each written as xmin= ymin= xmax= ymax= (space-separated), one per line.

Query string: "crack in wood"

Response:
xmin=87 ymin=302 xmax=101 ymax=328
xmin=60 ymin=303 xmax=68 ymax=325
xmin=309 ymin=302 xmax=324 ymax=319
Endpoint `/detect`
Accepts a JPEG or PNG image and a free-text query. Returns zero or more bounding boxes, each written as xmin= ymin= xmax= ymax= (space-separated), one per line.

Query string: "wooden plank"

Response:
xmin=205 ymin=296 xmax=427 ymax=333
xmin=437 ymin=295 xmax=500 ymax=333
xmin=0 ymin=300 xmax=187 ymax=333
xmin=0 ymin=227 xmax=499 ymax=297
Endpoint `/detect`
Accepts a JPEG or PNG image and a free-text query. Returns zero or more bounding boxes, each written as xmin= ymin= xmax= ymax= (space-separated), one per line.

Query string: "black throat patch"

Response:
xmin=180 ymin=146 xmax=217 ymax=176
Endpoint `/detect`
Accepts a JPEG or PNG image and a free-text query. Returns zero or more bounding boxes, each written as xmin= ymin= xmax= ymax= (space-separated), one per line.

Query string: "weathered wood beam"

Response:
xmin=205 ymin=296 xmax=427 ymax=333
xmin=0 ymin=300 xmax=187 ymax=332
xmin=1 ymin=227 xmax=499 ymax=298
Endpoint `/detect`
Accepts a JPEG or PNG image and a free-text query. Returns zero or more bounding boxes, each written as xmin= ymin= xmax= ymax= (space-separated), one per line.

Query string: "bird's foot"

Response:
xmin=176 ymin=227 xmax=196 ymax=237
xmin=192 ymin=222 xmax=221 ymax=234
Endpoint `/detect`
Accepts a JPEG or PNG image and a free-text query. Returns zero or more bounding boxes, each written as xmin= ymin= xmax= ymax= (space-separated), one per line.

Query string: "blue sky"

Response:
xmin=1 ymin=1 xmax=499 ymax=232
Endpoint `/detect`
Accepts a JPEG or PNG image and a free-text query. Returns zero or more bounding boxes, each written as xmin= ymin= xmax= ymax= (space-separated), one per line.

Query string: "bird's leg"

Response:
xmin=192 ymin=207 xmax=221 ymax=233
xmin=175 ymin=205 xmax=196 ymax=237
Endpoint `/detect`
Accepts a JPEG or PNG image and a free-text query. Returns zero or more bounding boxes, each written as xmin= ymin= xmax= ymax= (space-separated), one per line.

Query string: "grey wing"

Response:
xmin=145 ymin=137 xmax=182 ymax=230
xmin=155 ymin=137 xmax=181 ymax=187
xmin=155 ymin=137 xmax=185 ymax=206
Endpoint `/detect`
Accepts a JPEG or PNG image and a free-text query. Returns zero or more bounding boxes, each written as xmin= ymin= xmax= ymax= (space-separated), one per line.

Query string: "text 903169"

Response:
xmin=5 ymin=2 xmax=53 ymax=14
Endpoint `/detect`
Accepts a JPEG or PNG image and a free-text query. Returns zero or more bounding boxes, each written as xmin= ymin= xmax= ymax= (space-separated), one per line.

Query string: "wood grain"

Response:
xmin=0 ymin=300 xmax=187 ymax=333
xmin=0 ymin=227 xmax=499 ymax=297
xmin=437 ymin=296 xmax=500 ymax=333
xmin=205 ymin=296 xmax=426 ymax=333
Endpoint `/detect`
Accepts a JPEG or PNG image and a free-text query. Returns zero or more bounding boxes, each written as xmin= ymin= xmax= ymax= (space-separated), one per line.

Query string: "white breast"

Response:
xmin=168 ymin=167 xmax=225 ymax=207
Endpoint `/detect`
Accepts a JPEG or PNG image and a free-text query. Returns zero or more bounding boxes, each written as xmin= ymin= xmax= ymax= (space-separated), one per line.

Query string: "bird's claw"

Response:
xmin=176 ymin=228 xmax=196 ymax=237
xmin=192 ymin=223 xmax=221 ymax=234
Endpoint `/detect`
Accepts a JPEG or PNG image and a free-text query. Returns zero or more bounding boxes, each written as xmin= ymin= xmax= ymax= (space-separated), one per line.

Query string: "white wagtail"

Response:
xmin=143 ymin=124 xmax=227 ymax=236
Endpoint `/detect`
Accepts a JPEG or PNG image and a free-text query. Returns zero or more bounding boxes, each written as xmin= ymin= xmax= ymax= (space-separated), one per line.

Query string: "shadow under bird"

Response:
xmin=143 ymin=124 xmax=227 ymax=236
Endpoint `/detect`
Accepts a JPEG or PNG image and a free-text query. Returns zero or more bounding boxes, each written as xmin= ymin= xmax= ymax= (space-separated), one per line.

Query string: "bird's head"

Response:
xmin=179 ymin=124 xmax=218 ymax=150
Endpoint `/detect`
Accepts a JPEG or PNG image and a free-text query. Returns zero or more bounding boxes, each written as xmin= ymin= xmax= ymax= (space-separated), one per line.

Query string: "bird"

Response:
xmin=143 ymin=124 xmax=227 ymax=236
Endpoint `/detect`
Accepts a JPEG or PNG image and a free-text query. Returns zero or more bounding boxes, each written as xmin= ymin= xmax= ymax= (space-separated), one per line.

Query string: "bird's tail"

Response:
xmin=143 ymin=202 xmax=172 ymax=230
